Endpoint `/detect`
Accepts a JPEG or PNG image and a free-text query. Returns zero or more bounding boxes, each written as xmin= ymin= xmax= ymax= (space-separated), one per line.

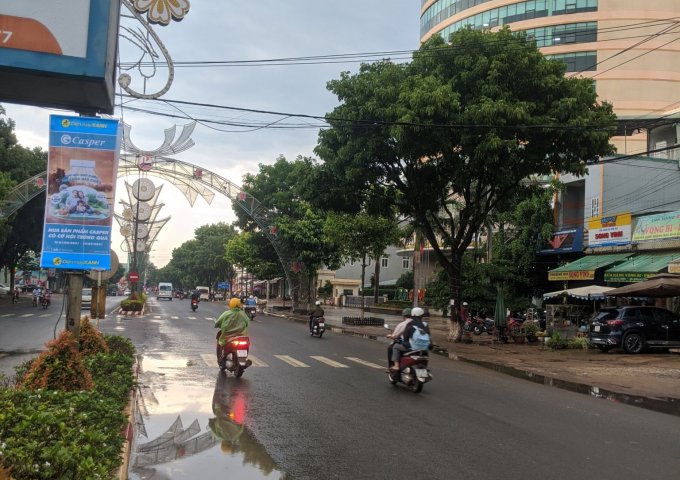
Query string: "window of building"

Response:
xmin=402 ymin=258 xmax=410 ymax=269
xmin=381 ymin=256 xmax=389 ymax=268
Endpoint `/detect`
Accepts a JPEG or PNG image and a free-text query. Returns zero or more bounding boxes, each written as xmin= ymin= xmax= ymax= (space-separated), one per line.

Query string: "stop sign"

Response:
xmin=128 ymin=271 xmax=140 ymax=283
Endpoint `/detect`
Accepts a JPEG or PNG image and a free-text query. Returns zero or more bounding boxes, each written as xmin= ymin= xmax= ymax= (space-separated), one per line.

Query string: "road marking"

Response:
xmin=345 ymin=357 xmax=384 ymax=369
xmin=153 ymin=316 xmax=163 ymax=319
xmin=39 ymin=314 xmax=51 ymax=317
xmin=171 ymin=316 xmax=179 ymax=319
xmin=310 ymin=356 xmax=349 ymax=368
xmin=274 ymin=355 xmax=310 ymax=367
xmin=19 ymin=314 xmax=33 ymax=318
xmin=188 ymin=316 xmax=197 ymax=320
xmin=200 ymin=353 xmax=268 ymax=367
xmin=0 ymin=314 xmax=13 ymax=317
xmin=206 ymin=317 xmax=215 ymax=321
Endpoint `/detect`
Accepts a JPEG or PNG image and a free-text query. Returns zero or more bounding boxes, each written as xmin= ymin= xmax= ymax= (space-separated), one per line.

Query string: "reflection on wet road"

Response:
xmin=129 ymin=354 xmax=287 ymax=479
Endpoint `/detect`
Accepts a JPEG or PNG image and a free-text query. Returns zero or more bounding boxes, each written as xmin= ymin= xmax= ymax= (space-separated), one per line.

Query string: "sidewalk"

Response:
xmin=263 ymin=301 xmax=680 ymax=402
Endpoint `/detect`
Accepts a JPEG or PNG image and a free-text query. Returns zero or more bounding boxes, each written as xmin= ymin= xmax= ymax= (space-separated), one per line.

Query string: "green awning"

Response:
xmin=548 ymin=253 xmax=632 ymax=281
xmin=604 ymin=252 xmax=680 ymax=283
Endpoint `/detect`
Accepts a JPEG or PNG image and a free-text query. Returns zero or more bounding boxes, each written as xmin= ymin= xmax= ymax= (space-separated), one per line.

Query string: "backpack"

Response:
xmin=409 ymin=324 xmax=431 ymax=351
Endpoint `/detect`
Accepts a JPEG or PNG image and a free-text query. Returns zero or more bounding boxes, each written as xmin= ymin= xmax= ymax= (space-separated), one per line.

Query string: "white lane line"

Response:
xmin=171 ymin=316 xmax=179 ymax=319
xmin=39 ymin=314 xmax=52 ymax=317
xmin=188 ymin=316 xmax=197 ymax=320
xmin=205 ymin=317 xmax=215 ymax=321
xmin=345 ymin=357 xmax=384 ymax=369
xmin=1 ymin=314 xmax=13 ymax=317
xmin=274 ymin=355 xmax=310 ymax=367
xmin=153 ymin=316 xmax=162 ymax=319
xmin=200 ymin=353 xmax=268 ymax=367
xmin=20 ymin=314 xmax=34 ymax=318
xmin=310 ymin=356 xmax=349 ymax=368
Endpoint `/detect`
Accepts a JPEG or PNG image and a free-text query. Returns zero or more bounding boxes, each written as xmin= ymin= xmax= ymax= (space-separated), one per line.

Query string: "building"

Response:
xmin=420 ymin=0 xmax=680 ymax=155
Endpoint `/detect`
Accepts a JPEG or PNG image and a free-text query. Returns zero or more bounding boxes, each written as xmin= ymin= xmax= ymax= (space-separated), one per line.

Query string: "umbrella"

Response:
xmin=606 ymin=273 xmax=680 ymax=298
xmin=494 ymin=287 xmax=507 ymax=339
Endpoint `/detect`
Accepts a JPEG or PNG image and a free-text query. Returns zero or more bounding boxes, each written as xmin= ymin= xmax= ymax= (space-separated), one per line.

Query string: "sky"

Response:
xmin=3 ymin=1 xmax=422 ymax=269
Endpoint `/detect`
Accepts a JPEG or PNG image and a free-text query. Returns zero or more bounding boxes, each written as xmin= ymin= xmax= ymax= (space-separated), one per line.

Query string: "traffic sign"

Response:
xmin=128 ymin=271 xmax=140 ymax=283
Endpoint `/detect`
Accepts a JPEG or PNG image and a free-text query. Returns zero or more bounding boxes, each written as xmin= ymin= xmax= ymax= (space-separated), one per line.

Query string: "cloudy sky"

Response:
xmin=3 ymin=1 xmax=422 ymax=269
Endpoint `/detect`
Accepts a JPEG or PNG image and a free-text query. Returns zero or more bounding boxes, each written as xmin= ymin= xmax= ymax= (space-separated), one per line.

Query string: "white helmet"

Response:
xmin=315 ymin=300 xmax=321 ymax=306
xmin=411 ymin=307 xmax=425 ymax=317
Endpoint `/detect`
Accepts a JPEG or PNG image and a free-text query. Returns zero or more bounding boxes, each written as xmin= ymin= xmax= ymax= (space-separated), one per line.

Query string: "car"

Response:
xmin=123 ymin=289 xmax=131 ymax=296
xmin=0 ymin=283 xmax=10 ymax=295
xmin=19 ymin=284 xmax=38 ymax=293
xmin=82 ymin=288 xmax=93 ymax=309
xmin=588 ymin=306 xmax=680 ymax=354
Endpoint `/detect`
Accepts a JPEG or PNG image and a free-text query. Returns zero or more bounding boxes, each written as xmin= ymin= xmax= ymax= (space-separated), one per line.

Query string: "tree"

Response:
xmin=315 ymin=28 xmax=616 ymax=338
xmin=323 ymin=212 xmax=401 ymax=317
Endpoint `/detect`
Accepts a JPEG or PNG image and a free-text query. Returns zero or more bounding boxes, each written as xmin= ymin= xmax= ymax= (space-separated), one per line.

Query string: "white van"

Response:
xmin=196 ymin=286 xmax=210 ymax=301
xmin=158 ymin=282 xmax=173 ymax=301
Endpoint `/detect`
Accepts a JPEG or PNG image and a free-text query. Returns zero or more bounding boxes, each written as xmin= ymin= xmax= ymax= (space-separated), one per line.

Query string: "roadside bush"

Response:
xmin=120 ymin=299 xmax=144 ymax=311
xmin=545 ymin=332 xmax=569 ymax=350
xmin=79 ymin=317 xmax=109 ymax=357
xmin=104 ymin=334 xmax=136 ymax=357
xmin=20 ymin=331 xmax=94 ymax=392
xmin=567 ymin=336 xmax=590 ymax=350
xmin=85 ymin=351 xmax=135 ymax=408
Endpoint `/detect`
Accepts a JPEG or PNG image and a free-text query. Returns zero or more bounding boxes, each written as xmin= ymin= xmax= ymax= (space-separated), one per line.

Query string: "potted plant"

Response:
xmin=522 ymin=322 xmax=539 ymax=343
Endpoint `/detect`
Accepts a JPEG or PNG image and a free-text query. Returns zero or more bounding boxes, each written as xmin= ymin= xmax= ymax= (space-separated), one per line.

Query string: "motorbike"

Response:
xmin=41 ymin=296 xmax=50 ymax=309
xmin=245 ymin=305 xmax=256 ymax=321
xmin=387 ymin=347 xmax=432 ymax=393
xmin=216 ymin=331 xmax=251 ymax=378
xmin=471 ymin=315 xmax=495 ymax=335
xmin=499 ymin=315 xmax=525 ymax=342
xmin=309 ymin=315 xmax=326 ymax=338
xmin=11 ymin=291 xmax=19 ymax=304
xmin=191 ymin=298 xmax=199 ymax=311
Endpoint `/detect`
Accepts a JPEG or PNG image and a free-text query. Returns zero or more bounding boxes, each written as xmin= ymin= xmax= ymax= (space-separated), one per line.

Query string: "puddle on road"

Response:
xmin=129 ymin=354 xmax=288 ymax=479
xmin=465 ymin=359 xmax=680 ymax=417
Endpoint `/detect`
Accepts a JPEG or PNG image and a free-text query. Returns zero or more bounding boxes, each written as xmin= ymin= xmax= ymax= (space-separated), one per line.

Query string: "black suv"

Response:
xmin=589 ymin=306 xmax=680 ymax=354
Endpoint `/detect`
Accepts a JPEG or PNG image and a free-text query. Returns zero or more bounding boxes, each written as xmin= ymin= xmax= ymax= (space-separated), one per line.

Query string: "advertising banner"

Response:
xmin=538 ymin=227 xmax=583 ymax=254
xmin=547 ymin=270 xmax=595 ymax=281
xmin=632 ymin=211 xmax=680 ymax=242
xmin=588 ymin=213 xmax=631 ymax=247
xmin=40 ymin=115 xmax=121 ymax=271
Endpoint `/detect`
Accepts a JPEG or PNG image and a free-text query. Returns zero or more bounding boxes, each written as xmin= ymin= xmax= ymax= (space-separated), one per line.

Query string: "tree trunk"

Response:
xmin=373 ymin=256 xmax=381 ymax=305
xmin=447 ymin=252 xmax=464 ymax=343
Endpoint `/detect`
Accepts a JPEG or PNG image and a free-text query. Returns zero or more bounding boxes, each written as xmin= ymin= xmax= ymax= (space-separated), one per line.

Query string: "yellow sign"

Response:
xmin=632 ymin=211 xmax=680 ymax=242
xmin=669 ymin=263 xmax=680 ymax=274
xmin=548 ymin=270 xmax=595 ymax=281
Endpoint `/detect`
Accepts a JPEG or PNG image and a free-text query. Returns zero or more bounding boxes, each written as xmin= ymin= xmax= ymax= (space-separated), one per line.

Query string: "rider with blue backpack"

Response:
xmin=389 ymin=307 xmax=432 ymax=371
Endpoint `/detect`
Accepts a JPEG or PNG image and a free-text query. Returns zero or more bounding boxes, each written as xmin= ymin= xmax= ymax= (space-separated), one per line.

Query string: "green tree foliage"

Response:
xmin=315 ymin=28 xmax=616 ymax=322
xmin=0 ymin=106 xmax=48 ymax=281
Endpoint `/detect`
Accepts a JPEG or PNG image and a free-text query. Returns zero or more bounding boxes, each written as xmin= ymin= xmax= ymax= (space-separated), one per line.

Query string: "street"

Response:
xmin=2 ymin=296 xmax=680 ymax=479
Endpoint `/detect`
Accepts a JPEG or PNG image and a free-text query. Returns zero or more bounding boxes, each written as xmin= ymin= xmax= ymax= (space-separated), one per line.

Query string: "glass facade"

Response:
xmin=524 ymin=22 xmax=596 ymax=47
xmin=421 ymin=0 xmax=598 ymax=38
xmin=546 ymin=51 xmax=597 ymax=71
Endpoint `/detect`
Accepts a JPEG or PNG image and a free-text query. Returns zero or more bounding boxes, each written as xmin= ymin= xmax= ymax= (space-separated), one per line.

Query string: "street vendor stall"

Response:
xmin=542 ymin=285 xmax=614 ymax=328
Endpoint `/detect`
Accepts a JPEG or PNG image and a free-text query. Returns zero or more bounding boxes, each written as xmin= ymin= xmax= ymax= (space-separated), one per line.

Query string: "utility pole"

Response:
xmin=65 ymin=272 xmax=83 ymax=342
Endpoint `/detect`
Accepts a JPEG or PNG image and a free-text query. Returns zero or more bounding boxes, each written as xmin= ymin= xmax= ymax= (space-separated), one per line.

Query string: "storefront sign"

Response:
xmin=548 ymin=270 xmax=595 ymax=281
xmin=538 ymin=227 xmax=583 ymax=254
xmin=0 ymin=0 xmax=120 ymax=113
xmin=588 ymin=213 xmax=631 ymax=247
xmin=40 ymin=115 xmax=122 ymax=271
xmin=669 ymin=263 xmax=680 ymax=274
xmin=604 ymin=271 xmax=657 ymax=283
xmin=632 ymin=211 xmax=680 ymax=242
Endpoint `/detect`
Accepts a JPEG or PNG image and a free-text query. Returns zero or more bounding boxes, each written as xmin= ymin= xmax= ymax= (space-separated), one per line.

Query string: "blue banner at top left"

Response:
xmin=40 ymin=115 xmax=122 ymax=271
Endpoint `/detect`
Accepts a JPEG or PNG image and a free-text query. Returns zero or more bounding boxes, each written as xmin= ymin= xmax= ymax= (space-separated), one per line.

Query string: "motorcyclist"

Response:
xmin=309 ymin=300 xmax=325 ymax=332
xmin=390 ymin=307 xmax=431 ymax=371
xmin=12 ymin=287 xmax=20 ymax=303
xmin=244 ymin=295 xmax=257 ymax=317
xmin=32 ymin=287 xmax=41 ymax=307
xmin=215 ymin=297 xmax=251 ymax=351
xmin=42 ymin=288 xmax=51 ymax=307
xmin=191 ymin=289 xmax=200 ymax=302
xmin=386 ymin=307 xmax=412 ymax=369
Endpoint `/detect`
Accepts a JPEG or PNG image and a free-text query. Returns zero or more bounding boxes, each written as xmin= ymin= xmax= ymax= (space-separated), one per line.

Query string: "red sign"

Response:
xmin=128 ymin=271 xmax=140 ymax=283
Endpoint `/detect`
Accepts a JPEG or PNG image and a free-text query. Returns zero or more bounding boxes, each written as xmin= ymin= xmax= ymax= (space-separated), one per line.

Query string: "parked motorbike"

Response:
xmin=387 ymin=348 xmax=432 ymax=393
xmin=216 ymin=332 xmax=251 ymax=378
xmin=471 ymin=315 xmax=495 ymax=335
xmin=499 ymin=315 xmax=525 ymax=342
xmin=309 ymin=316 xmax=326 ymax=338
xmin=191 ymin=298 xmax=198 ymax=311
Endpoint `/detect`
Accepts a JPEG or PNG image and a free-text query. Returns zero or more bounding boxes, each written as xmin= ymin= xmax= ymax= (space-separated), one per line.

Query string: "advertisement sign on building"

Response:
xmin=40 ymin=115 xmax=122 ymax=271
xmin=538 ymin=227 xmax=583 ymax=254
xmin=632 ymin=211 xmax=680 ymax=242
xmin=588 ymin=213 xmax=631 ymax=247
xmin=0 ymin=0 xmax=120 ymax=113
xmin=547 ymin=270 xmax=595 ymax=281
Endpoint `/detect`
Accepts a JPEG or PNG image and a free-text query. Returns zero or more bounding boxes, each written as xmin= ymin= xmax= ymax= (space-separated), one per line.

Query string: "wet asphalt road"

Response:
xmin=2 ymin=296 xmax=680 ymax=479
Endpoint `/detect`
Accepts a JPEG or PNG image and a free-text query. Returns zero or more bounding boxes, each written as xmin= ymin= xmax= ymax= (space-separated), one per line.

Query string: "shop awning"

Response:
xmin=604 ymin=252 xmax=680 ymax=283
xmin=543 ymin=285 xmax=614 ymax=300
xmin=548 ymin=253 xmax=632 ymax=281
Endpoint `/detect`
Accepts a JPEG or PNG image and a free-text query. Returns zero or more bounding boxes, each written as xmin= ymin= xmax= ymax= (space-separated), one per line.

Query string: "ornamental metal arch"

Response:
xmin=0 ymin=158 xmax=301 ymax=297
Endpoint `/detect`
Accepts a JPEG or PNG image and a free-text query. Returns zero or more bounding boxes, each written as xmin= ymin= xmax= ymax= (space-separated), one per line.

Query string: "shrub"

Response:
xmin=104 ymin=334 xmax=136 ymax=357
xmin=568 ymin=336 xmax=590 ymax=350
xmin=545 ymin=332 xmax=569 ymax=350
xmin=522 ymin=322 xmax=538 ymax=337
xmin=120 ymin=299 xmax=144 ymax=311
xmin=78 ymin=317 xmax=109 ymax=358
xmin=85 ymin=352 xmax=135 ymax=406
xmin=20 ymin=331 xmax=94 ymax=392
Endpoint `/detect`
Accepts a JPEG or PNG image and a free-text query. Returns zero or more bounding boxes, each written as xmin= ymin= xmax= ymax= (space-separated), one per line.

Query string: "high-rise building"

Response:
xmin=420 ymin=0 xmax=680 ymax=155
